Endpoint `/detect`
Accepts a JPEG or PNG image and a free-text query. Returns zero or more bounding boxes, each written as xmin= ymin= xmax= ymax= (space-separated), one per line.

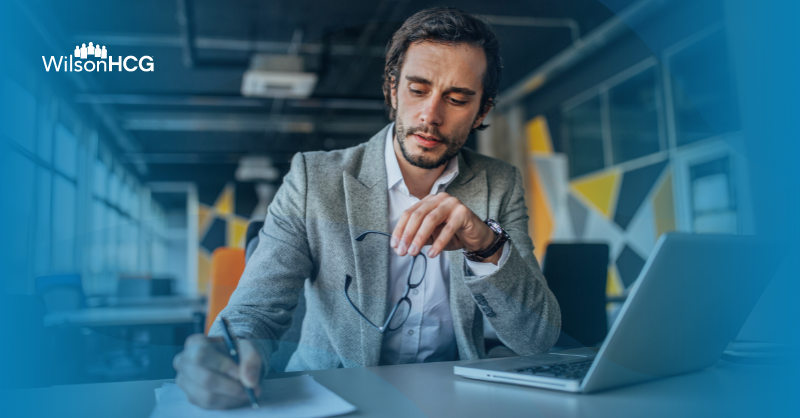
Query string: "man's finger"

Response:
xmin=237 ymin=339 xmax=262 ymax=389
xmin=179 ymin=371 xmax=248 ymax=410
xmin=395 ymin=195 xmax=447 ymax=256
xmin=180 ymin=363 xmax=248 ymax=400
xmin=410 ymin=197 xmax=460 ymax=255
xmin=189 ymin=340 xmax=239 ymax=379
xmin=428 ymin=218 xmax=460 ymax=258
xmin=391 ymin=199 xmax=426 ymax=249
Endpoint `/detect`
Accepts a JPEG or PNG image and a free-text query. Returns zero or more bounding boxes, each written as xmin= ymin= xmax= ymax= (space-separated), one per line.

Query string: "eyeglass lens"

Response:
xmin=387 ymin=298 xmax=411 ymax=331
xmin=409 ymin=254 xmax=426 ymax=287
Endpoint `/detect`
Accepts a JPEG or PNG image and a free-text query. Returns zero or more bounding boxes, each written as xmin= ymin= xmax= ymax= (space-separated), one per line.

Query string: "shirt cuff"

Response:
xmin=465 ymin=241 xmax=510 ymax=276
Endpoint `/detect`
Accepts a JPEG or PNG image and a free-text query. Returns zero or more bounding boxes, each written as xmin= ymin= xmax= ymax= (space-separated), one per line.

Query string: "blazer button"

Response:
xmin=478 ymin=300 xmax=488 ymax=306
xmin=474 ymin=294 xmax=485 ymax=301
xmin=486 ymin=312 xmax=497 ymax=318
xmin=482 ymin=306 xmax=493 ymax=314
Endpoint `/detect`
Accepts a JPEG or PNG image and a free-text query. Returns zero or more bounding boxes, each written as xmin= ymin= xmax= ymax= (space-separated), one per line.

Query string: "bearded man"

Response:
xmin=174 ymin=7 xmax=561 ymax=409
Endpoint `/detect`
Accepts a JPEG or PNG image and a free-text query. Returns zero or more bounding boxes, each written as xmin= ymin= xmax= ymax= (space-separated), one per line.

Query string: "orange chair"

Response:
xmin=205 ymin=247 xmax=246 ymax=334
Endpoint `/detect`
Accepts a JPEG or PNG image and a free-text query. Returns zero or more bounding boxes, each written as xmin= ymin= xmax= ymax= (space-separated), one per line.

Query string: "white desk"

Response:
xmin=3 ymin=358 xmax=795 ymax=417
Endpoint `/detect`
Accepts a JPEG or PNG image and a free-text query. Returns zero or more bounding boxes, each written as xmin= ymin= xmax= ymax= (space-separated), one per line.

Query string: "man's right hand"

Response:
xmin=173 ymin=333 xmax=263 ymax=409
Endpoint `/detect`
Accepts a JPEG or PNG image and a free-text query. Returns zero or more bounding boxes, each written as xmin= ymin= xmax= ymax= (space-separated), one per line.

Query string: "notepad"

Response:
xmin=151 ymin=375 xmax=356 ymax=418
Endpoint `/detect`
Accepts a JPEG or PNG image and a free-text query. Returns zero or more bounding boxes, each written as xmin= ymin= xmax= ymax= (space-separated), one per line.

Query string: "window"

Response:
xmin=2 ymin=152 xmax=36 ymax=291
xmin=3 ymin=71 xmax=169 ymax=293
xmin=36 ymin=101 xmax=53 ymax=163
xmin=609 ymin=67 xmax=661 ymax=164
xmin=93 ymin=160 xmax=108 ymax=199
xmin=690 ymin=156 xmax=738 ymax=233
xmin=563 ymin=95 xmax=604 ymax=178
xmin=0 ymin=78 xmax=36 ymax=153
xmin=35 ymin=166 xmax=52 ymax=277
xmin=668 ymin=28 xmax=740 ymax=146
xmin=52 ymin=175 xmax=77 ymax=271
xmin=106 ymin=206 xmax=119 ymax=271
xmin=54 ymin=124 xmax=78 ymax=179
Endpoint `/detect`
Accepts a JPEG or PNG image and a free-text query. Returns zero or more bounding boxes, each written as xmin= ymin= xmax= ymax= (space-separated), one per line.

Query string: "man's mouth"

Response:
xmin=412 ymin=133 xmax=441 ymax=148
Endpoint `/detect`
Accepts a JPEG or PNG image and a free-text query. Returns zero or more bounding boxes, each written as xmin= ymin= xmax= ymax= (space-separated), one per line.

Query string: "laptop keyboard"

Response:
xmin=514 ymin=359 xmax=593 ymax=380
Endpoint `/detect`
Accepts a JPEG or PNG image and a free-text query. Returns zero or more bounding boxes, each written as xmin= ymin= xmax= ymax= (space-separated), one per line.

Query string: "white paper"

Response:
xmin=150 ymin=375 xmax=356 ymax=418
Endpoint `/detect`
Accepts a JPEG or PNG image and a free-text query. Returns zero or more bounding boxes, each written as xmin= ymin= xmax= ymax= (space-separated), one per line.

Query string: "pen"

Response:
xmin=220 ymin=317 xmax=260 ymax=409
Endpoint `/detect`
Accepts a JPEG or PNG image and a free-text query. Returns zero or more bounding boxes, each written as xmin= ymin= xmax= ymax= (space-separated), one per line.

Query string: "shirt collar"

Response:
xmin=384 ymin=122 xmax=460 ymax=195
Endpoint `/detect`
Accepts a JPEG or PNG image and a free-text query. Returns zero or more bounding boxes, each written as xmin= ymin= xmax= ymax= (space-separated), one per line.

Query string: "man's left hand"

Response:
xmin=390 ymin=192 xmax=501 ymax=263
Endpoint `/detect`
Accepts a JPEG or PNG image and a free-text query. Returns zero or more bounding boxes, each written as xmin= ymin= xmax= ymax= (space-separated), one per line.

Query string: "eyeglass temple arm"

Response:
xmin=344 ymin=275 xmax=385 ymax=332
xmin=355 ymin=231 xmax=392 ymax=241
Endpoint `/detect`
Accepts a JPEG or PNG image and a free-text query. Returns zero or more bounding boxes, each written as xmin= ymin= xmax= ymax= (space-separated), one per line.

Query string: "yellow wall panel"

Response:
xmin=570 ymin=169 xmax=621 ymax=219
xmin=214 ymin=184 xmax=234 ymax=215
xmin=228 ymin=216 xmax=249 ymax=249
xmin=197 ymin=249 xmax=212 ymax=296
xmin=653 ymin=170 xmax=676 ymax=239
xmin=529 ymin=165 xmax=554 ymax=262
xmin=526 ymin=115 xmax=553 ymax=155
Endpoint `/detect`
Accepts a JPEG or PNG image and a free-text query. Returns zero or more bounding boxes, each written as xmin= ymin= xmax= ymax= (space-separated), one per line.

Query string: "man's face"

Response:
xmin=391 ymin=41 xmax=488 ymax=169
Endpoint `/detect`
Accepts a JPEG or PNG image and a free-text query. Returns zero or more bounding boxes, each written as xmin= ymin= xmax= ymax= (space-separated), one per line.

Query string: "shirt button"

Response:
xmin=407 ymin=329 xmax=414 ymax=336
xmin=413 ymin=289 xmax=419 ymax=295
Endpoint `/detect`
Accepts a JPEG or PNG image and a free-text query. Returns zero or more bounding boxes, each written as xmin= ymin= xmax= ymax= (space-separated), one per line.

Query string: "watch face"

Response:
xmin=485 ymin=219 xmax=503 ymax=235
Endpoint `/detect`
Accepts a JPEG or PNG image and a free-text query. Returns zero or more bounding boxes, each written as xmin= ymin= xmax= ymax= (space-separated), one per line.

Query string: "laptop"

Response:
xmin=454 ymin=233 xmax=778 ymax=393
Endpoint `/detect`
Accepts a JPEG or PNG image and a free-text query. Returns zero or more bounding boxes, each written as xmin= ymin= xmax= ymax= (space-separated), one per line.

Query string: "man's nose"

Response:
xmin=419 ymin=96 xmax=444 ymax=126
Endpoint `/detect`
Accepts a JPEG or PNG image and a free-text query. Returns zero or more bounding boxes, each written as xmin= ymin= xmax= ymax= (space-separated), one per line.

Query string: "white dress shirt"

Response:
xmin=379 ymin=124 xmax=510 ymax=365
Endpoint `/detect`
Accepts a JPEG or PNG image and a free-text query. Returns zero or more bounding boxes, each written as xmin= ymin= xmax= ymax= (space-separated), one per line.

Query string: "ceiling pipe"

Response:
xmin=120 ymin=113 xmax=389 ymax=134
xmin=496 ymin=0 xmax=670 ymax=109
xmin=176 ymin=0 xmax=197 ymax=68
xmin=480 ymin=15 xmax=580 ymax=43
xmin=74 ymin=94 xmax=387 ymax=110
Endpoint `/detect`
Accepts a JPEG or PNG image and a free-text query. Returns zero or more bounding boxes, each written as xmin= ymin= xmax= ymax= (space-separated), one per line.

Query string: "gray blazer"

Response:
xmin=210 ymin=124 xmax=561 ymax=373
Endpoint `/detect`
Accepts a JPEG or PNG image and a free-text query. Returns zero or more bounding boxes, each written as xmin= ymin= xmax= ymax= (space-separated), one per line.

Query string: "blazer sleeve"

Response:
xmin=208 ymin=152 xmax=312 ymax=375
xmin=460 ymin=166 xmax=561 ymax=355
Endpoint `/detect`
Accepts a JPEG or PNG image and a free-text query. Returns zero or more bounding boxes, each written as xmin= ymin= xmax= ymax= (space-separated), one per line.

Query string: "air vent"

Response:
xmin=240 ymin=54 xmax=317 ymax=98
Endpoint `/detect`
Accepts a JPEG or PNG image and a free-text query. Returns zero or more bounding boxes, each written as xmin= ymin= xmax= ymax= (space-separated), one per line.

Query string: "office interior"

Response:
xmin=0 ymin=0 xmax=796 ymax=403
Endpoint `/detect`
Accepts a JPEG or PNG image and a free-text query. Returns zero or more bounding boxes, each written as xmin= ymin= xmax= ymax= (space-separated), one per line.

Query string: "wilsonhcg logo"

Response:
xmin=43 ymin=42 xmax=154 ymax=72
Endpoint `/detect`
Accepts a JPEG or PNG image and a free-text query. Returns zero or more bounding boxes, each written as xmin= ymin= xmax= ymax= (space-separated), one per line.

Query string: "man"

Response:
xmin=173 ymin=7 xmax=560 ymax=409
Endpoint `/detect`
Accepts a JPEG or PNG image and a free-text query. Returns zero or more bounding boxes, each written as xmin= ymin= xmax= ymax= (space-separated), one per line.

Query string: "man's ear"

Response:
xmin=472 ymin=99 xmax=492 ymax=129
xmin=390 ymin=77 xmax=398 ymax=110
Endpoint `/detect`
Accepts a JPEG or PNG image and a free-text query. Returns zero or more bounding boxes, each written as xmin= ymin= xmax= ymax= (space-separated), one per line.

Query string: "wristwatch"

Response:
xmin=463 ymin=219 xmax=509 ymax=262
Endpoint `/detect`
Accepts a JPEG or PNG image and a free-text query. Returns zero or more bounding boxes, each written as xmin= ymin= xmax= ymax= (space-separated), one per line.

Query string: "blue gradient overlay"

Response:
xmin=1 ymin=0 xmax=799 ymax=416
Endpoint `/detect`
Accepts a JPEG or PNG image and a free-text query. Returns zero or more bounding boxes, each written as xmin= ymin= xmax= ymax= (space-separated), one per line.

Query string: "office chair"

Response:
xmin=542 ymin=243 xmax=610 ymax=348
xmin=244 ymin=220 xmax=307 ymax=373
xmin=244 ymin=221 xmax=263 ymax=263
xmin=35 ymin=273 xmax=85 ymax=313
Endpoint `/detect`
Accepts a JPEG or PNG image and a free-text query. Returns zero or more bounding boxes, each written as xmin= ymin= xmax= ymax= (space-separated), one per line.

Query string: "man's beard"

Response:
xmin=394 ymin=117 xmax=467 ymax=170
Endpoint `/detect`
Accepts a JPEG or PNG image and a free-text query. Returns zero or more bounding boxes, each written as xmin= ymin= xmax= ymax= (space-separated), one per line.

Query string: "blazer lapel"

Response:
xmin=342 ymin=125 xmax=391 ymax=367
xmin=445 ymin=151 xmax=488 ymax=360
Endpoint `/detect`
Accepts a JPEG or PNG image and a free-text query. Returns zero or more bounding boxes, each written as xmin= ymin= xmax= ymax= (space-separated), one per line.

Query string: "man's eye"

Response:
xmin=450 ymin=98 xmax=467 ymax=105
xmin=410 ymin=89 xmax=424 ymax=95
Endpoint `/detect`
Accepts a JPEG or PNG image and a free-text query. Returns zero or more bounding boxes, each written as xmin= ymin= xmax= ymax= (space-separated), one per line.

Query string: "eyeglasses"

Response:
xmin=344 ymin=231 xmax=427 ymax=333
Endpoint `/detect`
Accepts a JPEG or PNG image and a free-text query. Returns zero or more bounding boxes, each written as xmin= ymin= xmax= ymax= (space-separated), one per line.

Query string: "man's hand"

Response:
xmin=173 ymin=333 xmax=262 ymax=410
xmin=390 ymin=192 xmax=502 ymax=264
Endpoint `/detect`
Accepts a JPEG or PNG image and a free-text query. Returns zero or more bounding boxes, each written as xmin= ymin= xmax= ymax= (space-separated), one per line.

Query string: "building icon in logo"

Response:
xmin=45 ymin=42 xmax=152 ymax=72
xmin=74 ymin=42 xmax=107 ymax=59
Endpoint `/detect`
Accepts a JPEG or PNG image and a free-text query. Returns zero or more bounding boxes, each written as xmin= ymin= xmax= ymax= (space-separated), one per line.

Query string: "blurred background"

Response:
xmin=1 ymin=0 xmax=796 ymax=389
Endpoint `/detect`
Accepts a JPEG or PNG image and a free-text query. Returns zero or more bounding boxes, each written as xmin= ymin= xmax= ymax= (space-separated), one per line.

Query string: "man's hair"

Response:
xmin=382 ymin=7 xmax=502 ymax=131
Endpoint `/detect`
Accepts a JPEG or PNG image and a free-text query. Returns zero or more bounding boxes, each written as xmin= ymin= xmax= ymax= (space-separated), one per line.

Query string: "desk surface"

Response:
xmin=3 ymin=358 xmax=795 ymax=418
